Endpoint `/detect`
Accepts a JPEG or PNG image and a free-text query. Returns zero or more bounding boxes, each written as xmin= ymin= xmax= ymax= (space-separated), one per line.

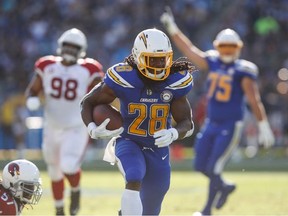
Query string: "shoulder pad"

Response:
xmin=166 ymin=72 xmax=193 ymax=90
xmin=79 ymin=58 xmax=104 ymax=76
xmin=35 ymin=55 xmax=58 ymax=71
xmin=79 ymin=58 xmax=103 ymax=69
xmin=112 ymin=63 xmax=133 ymax=73
xmin=236 ymin=59 xmax=259 ymax=76
xmin=205 ymin=50 xmax=219 ymax=61
xmin=106 ymin=63 xmax=135 ymax=88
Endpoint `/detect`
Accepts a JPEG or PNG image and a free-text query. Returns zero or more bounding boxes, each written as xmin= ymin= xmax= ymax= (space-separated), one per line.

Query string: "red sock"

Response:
xmin=65 ymin=170 xmax=81 ymax=188
xmin=52 ymin=179 xmax=64 ymax=200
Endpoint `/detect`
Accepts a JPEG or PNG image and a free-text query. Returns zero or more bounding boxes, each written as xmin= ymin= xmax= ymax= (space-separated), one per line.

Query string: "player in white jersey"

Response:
xmin=25 ymin=28 xmax=104 ymax=215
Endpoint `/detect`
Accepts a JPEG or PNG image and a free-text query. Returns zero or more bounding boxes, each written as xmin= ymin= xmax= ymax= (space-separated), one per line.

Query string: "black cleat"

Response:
xmin=70 ymin=190 xmax=80 ymax=215
xmin=215 ymin=184 xmax=236 ymax=209
xmin=56 ymin=206 xmax=65 ymax=215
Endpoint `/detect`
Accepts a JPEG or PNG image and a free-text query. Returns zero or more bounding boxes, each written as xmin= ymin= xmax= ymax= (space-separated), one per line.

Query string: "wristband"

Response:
xmin=87 ymin=122 xmax=97 ymax=135
xmin=167 ymin=22 xmax=179 ymax=35
xmin=169 ymin=128 xmax=179 ymax=141
xmin=258 ymin=120 xmax=269 ymax=130
xmin=26 ymin=97 xmax=41 ymax=111
xmin=183 ymin=121 xmax=195 ymax=138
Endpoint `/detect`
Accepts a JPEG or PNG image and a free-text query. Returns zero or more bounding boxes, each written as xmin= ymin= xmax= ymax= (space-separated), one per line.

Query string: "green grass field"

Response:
xmin=22 ymin=170 xmax=288 ymax=216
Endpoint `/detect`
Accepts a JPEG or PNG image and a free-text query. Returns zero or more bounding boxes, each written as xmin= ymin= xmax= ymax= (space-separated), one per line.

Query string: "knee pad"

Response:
xmin=61 ymin=162 xmax=79 ymax=175
xmin=47 ymin=165 xmax=63 ymax=181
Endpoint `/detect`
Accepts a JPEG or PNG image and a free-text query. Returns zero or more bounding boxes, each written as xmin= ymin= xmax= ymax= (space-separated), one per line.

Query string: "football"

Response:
xmin=93 ymin=104 xmax=123 ymax=130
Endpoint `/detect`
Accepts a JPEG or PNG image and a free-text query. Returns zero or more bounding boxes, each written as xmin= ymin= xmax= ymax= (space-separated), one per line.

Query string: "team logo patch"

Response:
xmin=160 ymin=90 xmax=173 ymax=102
xmin=8 ymin=163 xmax=20 ymax=177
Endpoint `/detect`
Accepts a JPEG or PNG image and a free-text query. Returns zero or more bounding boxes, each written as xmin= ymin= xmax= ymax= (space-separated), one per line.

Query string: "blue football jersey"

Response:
xmin=104 ymin=63 xmax=193 ymax=147
xmin=205 ymin=50 xmax=258 ymax=122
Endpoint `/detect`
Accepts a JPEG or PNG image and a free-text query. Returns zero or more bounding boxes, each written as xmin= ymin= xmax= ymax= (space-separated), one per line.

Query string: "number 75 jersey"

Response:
xmin=35 ymin=55 xmax=104 ymax=128
xmin=205 ymin=51 xmax=258 ymax=122
xmin=104 ymin=63 xmax=193 ymax=147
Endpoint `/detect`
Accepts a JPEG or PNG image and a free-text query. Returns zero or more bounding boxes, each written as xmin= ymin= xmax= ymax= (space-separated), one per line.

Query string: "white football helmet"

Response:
xmin=132 ymin=28 xmax=173 ymax=81
xmin=57 ymin=28 xmax=87 ymax=62
xmin=2 ymin=159 xmax=42 ymax=205
xmin=213 ymin=28 xmax=243 ymax=63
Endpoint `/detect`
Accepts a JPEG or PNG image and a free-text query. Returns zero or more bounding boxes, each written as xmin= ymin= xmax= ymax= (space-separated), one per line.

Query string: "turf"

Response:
xmin=22 ymin=170 xmax=288 ymax=216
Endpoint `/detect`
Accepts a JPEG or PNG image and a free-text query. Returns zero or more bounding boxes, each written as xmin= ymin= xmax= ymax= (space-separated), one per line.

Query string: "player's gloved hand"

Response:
xmin=160 ymin=6 xmax=179 ymax=35
xmin=258 ymin=120 xmax=275 ymax=148
xmin=154 ymin=128 xmax=179 ymax=148
xmin=26 ymin=97 xmax=41 ymax=111
xmin=87 ymin=119 xmax=124 ymax=139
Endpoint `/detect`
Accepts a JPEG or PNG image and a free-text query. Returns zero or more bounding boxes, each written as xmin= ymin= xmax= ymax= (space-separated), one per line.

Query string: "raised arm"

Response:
xmin=160 ymin=7 xmax=209 ymax=71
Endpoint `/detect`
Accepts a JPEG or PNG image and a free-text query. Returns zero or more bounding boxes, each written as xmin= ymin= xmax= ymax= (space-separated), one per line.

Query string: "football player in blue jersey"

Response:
xmin=80 ymin=28 xmax=195 ymax=215
xmin=161 ymin=8 xmax=275 ymax=216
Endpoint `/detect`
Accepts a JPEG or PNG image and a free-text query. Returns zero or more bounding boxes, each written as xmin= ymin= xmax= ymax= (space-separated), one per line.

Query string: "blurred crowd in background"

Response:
xmin=0 ymin=0 xmax=287 ymax=157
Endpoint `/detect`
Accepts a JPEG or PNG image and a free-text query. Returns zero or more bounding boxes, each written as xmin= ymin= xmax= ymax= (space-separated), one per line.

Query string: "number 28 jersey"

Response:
xmin=35 ymin=55 xmax=104 ymax=128
xmin=104 ymin=63 xmax=193 ymax=147
xmin=205 ymin=50 xmax=258 ymax=122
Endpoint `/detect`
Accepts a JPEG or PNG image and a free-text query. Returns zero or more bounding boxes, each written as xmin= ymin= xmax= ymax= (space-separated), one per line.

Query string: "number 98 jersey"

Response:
xmin=34 ymin=55 xmax=104 ymax=128
xmin=104 ymin=63 xmax=193 ymax=147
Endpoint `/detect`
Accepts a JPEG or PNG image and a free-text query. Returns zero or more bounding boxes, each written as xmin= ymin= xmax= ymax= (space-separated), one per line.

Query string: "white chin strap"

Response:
xmin=62 ymin=54 xmax=77 ymax=63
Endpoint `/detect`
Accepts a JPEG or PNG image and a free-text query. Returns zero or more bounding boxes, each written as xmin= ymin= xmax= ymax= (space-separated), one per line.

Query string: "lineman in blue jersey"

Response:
xmin=161 ymin=8 xmax=275 ymax=216
xmin=81 ymin=28 xmax=195 ymax=215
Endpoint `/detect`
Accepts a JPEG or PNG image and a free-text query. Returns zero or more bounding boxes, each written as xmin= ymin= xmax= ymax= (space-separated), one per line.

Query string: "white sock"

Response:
xmin=121 ymin=189 xmax=142 ymax=215
xmin=55 ymin=199 xmax=64 ymax=208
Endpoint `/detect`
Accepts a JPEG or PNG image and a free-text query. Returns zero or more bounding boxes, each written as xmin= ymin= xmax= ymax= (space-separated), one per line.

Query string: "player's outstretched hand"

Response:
xmin=258 ymin=120 xmax=275 ymax=148
xmin=154 ymin=128 xmax=179 ymax=148
xmin=160 ymin=6 xmax=179 ymax=35
xmin=87 ymin=119 xmax=124 ymax=139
